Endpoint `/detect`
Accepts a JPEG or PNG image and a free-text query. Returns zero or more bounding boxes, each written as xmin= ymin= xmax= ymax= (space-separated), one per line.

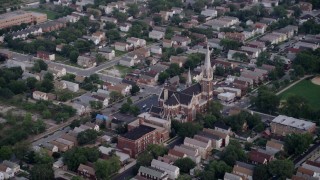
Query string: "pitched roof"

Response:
xmin=138 ymin=166 xmax=166 ymax=178
xmin=214 ymin=121 xmax=230 ymax=130
xmin=248 ymin=150 xmax=272 ymax=164
xmin=77 ymin=164 xmax=95 ymax=175
xmin=121 ymin=125 xmax=156 ymax=140
xmin=180 ymin=83 xmax=202 ymax=96
xmin=266 ymin=140 xmax=283 ymax=150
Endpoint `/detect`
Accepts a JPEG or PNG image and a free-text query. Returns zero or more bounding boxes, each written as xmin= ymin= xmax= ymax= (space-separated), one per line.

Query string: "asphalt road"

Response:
xmin=32 ymin=127 xmax=71 ymax=146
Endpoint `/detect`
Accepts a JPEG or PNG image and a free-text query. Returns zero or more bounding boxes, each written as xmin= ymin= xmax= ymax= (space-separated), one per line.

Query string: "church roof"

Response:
xmin=166 ymin=94 xmax=180 ymax=106
xmin=164 ymin=91 xmax=193 ymax=106
xmin=181 ymin=83 xmax=202 ymax=96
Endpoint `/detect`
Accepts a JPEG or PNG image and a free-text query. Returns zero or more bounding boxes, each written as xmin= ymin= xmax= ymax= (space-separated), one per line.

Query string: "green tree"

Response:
xmin=251 ymin=88 xmax=280 ymax=114
xmin=202 ymin=160 xmax=232 ymax=179
xmin=147 ymin=144 xmax=168 ymax=158
xmin=63 ymin=147 xmax=100 ymax=171
xmin=69 ymin=51 xmax=79 ymax=63
xmin=120 ymin=103 xmax=131 ymax=114
xmin=130 ymin=84 xmax=140 ymax=95
xmin=128 ymin=3 xmax=139 ymax=17
xmin=268 ymin=160 xmax=294 ymax=179
xmin=89 ymin=101 xmax=103 ymax=109
xmin=284 ymin=133 xmax=313 ymax=155
xmin=109 ymin=91 xmax=123 ymax=103
xmin=26 ymin=77 xmax=38 ymax=90
xmin=0 ymin=146 xmax=13 ymax=160
xmin=30 ymin=164 xmax=54 ymax=180
xmin=136 ymin=152 xmax=153 ymax=166
xmin=175 ymin=122 xmax=202 ymax=138
xmin=220 ymin=141 xmax=247 ymax=166
xmin=77 ymin=129 xmax=98 ymax=145
xmin=174 ymin=157 xmax=196 ymax=173
xmin=220 ymin=39 xmax=241 ymax=51
xmin=203 ymin=115 xmax=217 ymax=128
xmin=158 ymin=71 xmax=169 ymax=84
xmin=253 ymin=164 xmax=270 ymax=180
xmin=94 ymin=157 xmax=121 ymax=179
xmin=130 ymin=106 xmax=140 ymax=116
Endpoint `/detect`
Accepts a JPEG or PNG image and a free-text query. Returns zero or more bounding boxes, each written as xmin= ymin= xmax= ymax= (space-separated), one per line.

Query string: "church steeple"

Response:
xmin=187 ymin=68 xmax=192 ymax=87
xmin=202 ymin=46 xmax=213 ymax=80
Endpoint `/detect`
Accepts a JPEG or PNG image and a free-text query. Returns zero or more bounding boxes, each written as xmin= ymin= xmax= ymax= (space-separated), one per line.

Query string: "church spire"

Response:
xmin=202 ymin=46 xmax=213 ymax=80
xmin=187 ymin=68 xmax=192 ymax=87
xmin=204 ymin=46 xmax=211 ymax=71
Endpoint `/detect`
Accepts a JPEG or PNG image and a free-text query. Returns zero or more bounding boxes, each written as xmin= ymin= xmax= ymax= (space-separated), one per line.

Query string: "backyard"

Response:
xmin=279 ymin=78 xmax=320 ymax=110
xmin=27 ymin=8 xmax=60 ymax=20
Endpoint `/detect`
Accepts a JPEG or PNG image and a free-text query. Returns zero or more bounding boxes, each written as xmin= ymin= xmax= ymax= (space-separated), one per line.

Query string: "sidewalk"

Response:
xmin=118 ymin=160 xmax=136 ymax=174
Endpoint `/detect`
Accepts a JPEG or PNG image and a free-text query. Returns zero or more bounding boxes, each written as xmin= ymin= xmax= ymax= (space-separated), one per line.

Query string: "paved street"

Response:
xmin=32 ymin=127 xmax=70 ymax=146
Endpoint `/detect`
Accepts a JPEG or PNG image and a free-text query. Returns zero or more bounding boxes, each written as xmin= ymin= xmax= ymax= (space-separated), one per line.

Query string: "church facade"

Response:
xmin=153 ymin=47 xmax=214 ymax=122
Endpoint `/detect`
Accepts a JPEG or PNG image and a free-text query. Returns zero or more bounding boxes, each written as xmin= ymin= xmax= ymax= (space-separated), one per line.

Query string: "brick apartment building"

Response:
xmin=117 ymin=125 xmax=158 ymax=158
xmin=0 ymin=10 xmax=47 ymax=29
xmin=270 ymin=115 xmax=316 ymax=136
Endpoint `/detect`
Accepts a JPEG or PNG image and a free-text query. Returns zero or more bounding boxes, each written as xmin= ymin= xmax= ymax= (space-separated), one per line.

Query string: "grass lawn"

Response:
xmin=115 ymin=50 xmax=127 ymax=57
xmin=114 ymin=65 xmax=133 ymax=77
xmin=279 ymin=79 xmax=320 ymax=110
xmin=27 ymin=8 xmax=59 ymax=20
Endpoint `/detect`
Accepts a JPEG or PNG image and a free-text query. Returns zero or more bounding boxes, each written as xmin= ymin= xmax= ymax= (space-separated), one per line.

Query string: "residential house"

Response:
xmin=48 ymin=65 xmax=66 ymax=78
xmin=77 ymin=164 xmax=96 ymax=180
xmin=171 ymin=35 xmax=191 ymax=46
xmin=270 ymin=115 xmax=316 ymax=136
xmin=162 ymin=39 xmax=174 ymax=48
xmin=77 ymin=55 xmax=96 ymax=68
xmin=224 ymin=172 xmax=243 ymax=180
xmin=136 ymin=166 xmax=169 ymax=180
xmin=241 ymin=46 xmax=261 ymax=58
xmin=151 ymin=46 xmax=162 ymax=55
xmin=100 ymin=16 xmax=117 ymax=24
xmin=151 ymin=159 xmax=180 ymax=179
xmin=149 ymin=30 xmax=165 ymax=40
xmin=261 ymin=0 xmax=279 ymax=8
xmin=98 ymin=47 xmax=115 ymax=60
xmin=168 ymin=149 xmax=187 ymax=160
xmin=249 ymin=150 xmax=274 ymax=164
xmin=169 ymin=56 xmax=187 ymax=68
xmin=246 ymin=41 xmax=266 ymax=51
xmin=173 ymin=145 xmax=201 ymax=164
xmin=2 ymin=161 xmax=19 ymax=174
xmin=117 ymin=125 xmax=158 ymax=158
xmin=99 ymin=146 xmax=130 ymax=164
xmin=119 ymin=23 xmax=132 ymax=32
xmin=0 ymin=165 xmax=14 ymax=179
xmin=132 ymin=48 xmax=150 ymax=58
xmin=37 ymin=51 xmax=55 ymax=61
xmin=69 ymin=102 xmax=88 ymax=116
xmin=208 ymin=38 xmax=222 ymax=50
xmin=201 ymin=8 xmax=218 ymax=19
xmin=203 ymin=128 xmax=230 ymax=147
xmin=119 ymin=56 xmax=136 ymax=67
xmin=115 ymin=42 xmax=131 ymax=52
xmin=107 ymin=83 xmax=132 ymax=96
xmin=33 ymin=91 xmax=48 ymax=101
xmin=61 ymin=80 xmax=79 ymax=92
xmin=183 ymin=137 xmax=211 ymax=159
xmin=266 ymin=139 xmax=284 ymax=154
xmin=127 ymin=37 xmax=146 ymax=48
xmin=232 ymin=161 xmax=255 ymax=180
xmin=214 ymin=122 xmax=232 ymax=135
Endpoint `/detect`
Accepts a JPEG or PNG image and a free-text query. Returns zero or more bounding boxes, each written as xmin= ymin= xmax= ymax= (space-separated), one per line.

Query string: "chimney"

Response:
xmin=164 ymin=89 xmax=168 ymax=101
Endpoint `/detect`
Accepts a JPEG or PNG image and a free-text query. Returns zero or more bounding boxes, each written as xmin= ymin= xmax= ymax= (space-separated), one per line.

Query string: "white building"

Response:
xmin=218 ymin=92 xmax=236 ymax=102
xmin=61 ymin=80 xmax=79 ymax=92
xmin=149 ymin=30 xmax=165 ymax=40
xmin=33 ymin=91 xmax=48 ymax=101
xmin=201 ymin=9 xmax=217 ymax=18
xmin=184 ymin=137 xmax=211 ymax=159
xmin=151 ymin=159 xmax=180 ymax=179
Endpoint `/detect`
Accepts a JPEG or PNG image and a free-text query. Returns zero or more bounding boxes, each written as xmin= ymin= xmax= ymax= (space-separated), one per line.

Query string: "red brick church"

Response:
xmin=151 ymin=47 xmax=214 ymax=122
